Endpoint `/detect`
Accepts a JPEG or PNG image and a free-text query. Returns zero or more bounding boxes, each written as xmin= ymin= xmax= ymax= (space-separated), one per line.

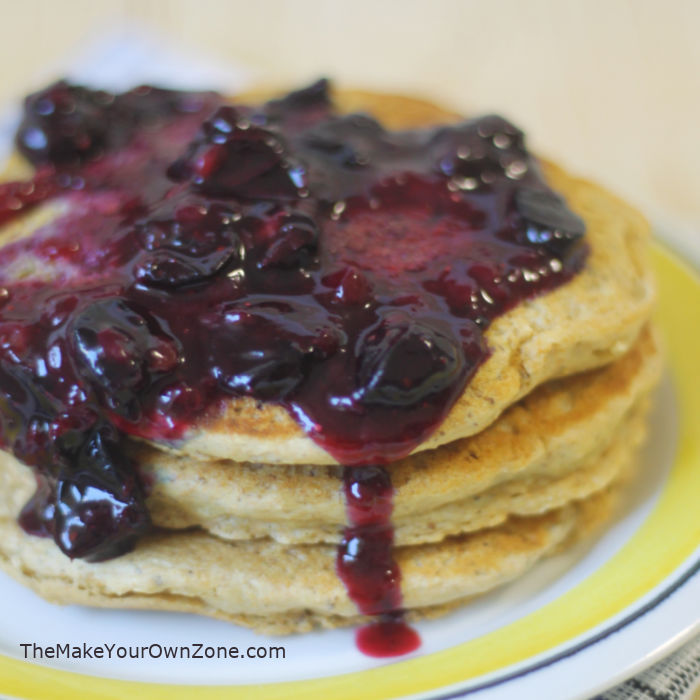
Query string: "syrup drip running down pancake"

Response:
xmin=0 ymin=79 xmax=605 ymax=655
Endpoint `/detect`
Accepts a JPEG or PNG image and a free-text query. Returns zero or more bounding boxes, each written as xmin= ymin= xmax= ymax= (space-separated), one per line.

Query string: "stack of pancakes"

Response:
xmin=0 ymin=91 xmax=660 ymax=633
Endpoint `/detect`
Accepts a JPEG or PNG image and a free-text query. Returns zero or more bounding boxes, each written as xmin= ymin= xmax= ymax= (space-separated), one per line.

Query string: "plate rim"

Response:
xmin=429 ymin=548 xmax=700 ymax=700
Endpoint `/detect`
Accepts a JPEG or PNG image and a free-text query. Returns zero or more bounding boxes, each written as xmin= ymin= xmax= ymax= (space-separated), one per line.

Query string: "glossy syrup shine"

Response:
xmin=339 ymin=465 xmax=421 ymax=656
xmin=0 ymin=79 xmax=586 ymax=655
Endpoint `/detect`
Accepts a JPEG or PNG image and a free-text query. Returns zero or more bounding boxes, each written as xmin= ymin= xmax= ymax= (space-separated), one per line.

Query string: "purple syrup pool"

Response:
xmin=0 ymin=79 xmax=586 ymax=654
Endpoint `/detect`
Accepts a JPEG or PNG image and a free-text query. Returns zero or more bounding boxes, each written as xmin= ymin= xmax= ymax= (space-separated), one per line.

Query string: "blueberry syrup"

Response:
xmin=355 ymin=614 xmax=422 ymax=658
xmin=338 ymin=466 xmax=420 ymax=657
xmin=0 ymin=79 xmax=586 ymax=651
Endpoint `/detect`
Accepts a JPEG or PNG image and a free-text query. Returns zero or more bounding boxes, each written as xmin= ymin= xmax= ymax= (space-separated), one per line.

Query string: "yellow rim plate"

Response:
xmin=0 ymin=241 xmax=699 ymax=700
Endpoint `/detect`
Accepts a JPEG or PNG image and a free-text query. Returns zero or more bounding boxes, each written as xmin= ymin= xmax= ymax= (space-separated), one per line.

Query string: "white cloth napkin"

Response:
xmin=596 ymin=635 xmax=700 ymax=699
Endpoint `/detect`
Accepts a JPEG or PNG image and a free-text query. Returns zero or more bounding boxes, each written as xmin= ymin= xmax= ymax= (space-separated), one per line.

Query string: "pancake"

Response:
xmin=0 ymin=325 xmax=656 ymax=631
xmin=0 ymin=90 xmax=655 ymax=465
xmin=0 ymin=83 xmax=660 ymax=637
xmin=0 ymin=451 xmax=621 ymax=633
xmin=130 ymin=324 xmax=660 ymax=545
xmin=173 ymin=90 xmax=655 ymax=464
xmin=147 ymin=399 xmax=650 ymax=546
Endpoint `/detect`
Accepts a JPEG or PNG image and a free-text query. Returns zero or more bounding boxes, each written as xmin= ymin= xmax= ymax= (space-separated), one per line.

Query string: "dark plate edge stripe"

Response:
xmin=430 ymin=553 xmax=700 ymax=699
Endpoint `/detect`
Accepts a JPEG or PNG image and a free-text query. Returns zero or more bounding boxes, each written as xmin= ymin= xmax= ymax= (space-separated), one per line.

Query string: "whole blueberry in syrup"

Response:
xmin=0 ymin=78 xmax=586 ymax=654
xmin=167 ymin=105 xmax=305 ymax=199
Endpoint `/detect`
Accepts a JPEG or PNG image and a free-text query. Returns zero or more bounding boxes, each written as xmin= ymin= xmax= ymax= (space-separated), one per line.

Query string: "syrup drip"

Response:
xmin=355 ymin=615 xmax=421 ymax=658
xmin=338 ymin=466 xmax=421 ymax=657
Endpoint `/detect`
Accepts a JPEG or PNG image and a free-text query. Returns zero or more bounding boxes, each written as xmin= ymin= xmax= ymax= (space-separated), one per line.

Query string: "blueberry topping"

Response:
xmin=207 ymin=298 xmax=342 ymax=400
xmin=259 ymin=213 xmax=319 ymax=269
xmin=0 ymin=79 xmax=587 ymax=565
xmin=516 ymin=187 xmax=586 ymax=235
xmin=265 ymin=78 xmax=331 ymax=117
xmin=15 ymin=81 xmax=218 ymax=167
xmin=167 ymin=106 xmax=305 ymax=199
xmin=303 ymin=115 xmax=382 ymax=169
xmin=73 ymin=299 xmax=180 ymax=419
xmin=15 ymin=82 xmax=115 ymax=166
xmin=133 ymin=202 xmax=244 ymax=288
xmin=52 ymin=421 xmax=150 ymax=561
xmin=332 ymin=267 xmax=373 ymax=306
xmin=356 ymin=313 xmax=465 ymax=407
